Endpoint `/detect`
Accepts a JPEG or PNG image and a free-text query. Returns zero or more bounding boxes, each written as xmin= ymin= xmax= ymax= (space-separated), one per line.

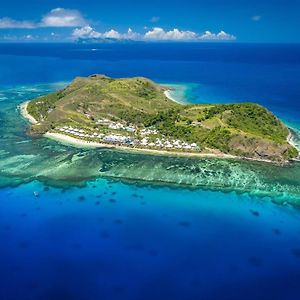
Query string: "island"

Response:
xmin=21 ymin=74 xmax=298 ymax=163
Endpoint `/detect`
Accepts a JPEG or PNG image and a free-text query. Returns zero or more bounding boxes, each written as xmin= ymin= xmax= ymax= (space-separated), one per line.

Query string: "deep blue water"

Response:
xmin=0 ymin=43 xmax=299 ymax=124
xmin=1 ymin=181 xmax=300 ymax=300
xmin=0 ymin=43 xmax=300 ymax=300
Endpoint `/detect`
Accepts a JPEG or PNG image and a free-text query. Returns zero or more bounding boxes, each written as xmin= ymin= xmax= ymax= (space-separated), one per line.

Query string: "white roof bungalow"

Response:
xmin=184 ymin=145 xmax=192 ymax=150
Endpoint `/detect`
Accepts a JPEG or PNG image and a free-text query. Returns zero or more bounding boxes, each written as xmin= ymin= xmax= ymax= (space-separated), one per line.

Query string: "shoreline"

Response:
xmin=164 ymin=90 xmax=181 ymax=104
xmin=288 ymin=128 xmax=299 ymax=149
xmin=44 ymin=132 xmax=288 ymax=165
xmin=288 ymin=128 xmax=300 ymax=161
xmin=20 ymin=100 xmax=296 ymax=166
xmin=19 ymin=101 xmax=38 ymax=124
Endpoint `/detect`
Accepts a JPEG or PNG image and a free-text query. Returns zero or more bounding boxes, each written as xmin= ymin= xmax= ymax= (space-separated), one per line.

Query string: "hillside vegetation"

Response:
xmin=26 ymin=74 xmax=298 ymax=161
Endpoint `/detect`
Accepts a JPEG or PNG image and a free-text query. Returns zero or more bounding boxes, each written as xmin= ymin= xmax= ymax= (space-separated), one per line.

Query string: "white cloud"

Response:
xmin=72 ymin=26 xmax=101 ymax=39
xmin=40 ymin=8 xmax=87 ymax=27
xmin=144 ymin=27 xmax=198 ymax=40
xmin=0 ymin=8 xmax=237 ymax=43
xmin=72 ymin=26 xmax=142 ymax=40
xmin=72 ymin=26 xmax=236 ymax=42
xmin=0 ymin=8 xmax=87 ymax=29
xmin=144 ymin=28 xmax=235 ymax=41
xmin=252 ymin=15 xmax=262 ymax=22
xmin=102 ymin=29 xmax=121 ymax=39
xmin=199 ymin=30 xmax=236 ymax=41
xmin=102 ymin=28 xmax=141 ymax=40
xmin=150 ymin=16 xmax=160 ymax=23
xmin=125 ymin=28 xmax=141 ymax=40
xmin=0 ymin=17 xmax=35 ymax=29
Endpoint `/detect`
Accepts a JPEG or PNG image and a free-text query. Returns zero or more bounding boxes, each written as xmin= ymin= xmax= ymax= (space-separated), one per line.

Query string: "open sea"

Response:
xmin=0 ymin=43 xmax=300 ymax=300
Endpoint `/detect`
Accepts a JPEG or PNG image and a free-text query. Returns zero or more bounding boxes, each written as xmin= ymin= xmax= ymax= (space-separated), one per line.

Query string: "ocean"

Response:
xmin=0 ymin=43 xmax=300 ymax=300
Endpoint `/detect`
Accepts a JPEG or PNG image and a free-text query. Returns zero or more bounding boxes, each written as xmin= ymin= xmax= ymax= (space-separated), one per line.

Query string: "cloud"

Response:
xmin=199 ymin=30 xmax=236 ymax=41
xmin=0 ymin=9 xmax=236 ymax=42
xmin=150 ymin=16 xmax=160 ymax=23
xmin=252 ymin=15 xmax=262 ymax=22
xmin=0 ymin=17 xmax=35 ymax=29
xmin=0 ymin=8 xmax=87 ymax=29
xmin=72 ymin=26 xmax=236 ymax=42
xmin=72 ymin=26 xmax=141 ymax=41
xmin=102 ymin=29 xmax=122 ymax=39
xmin=72 ymin=26 xmax=100 ymax=39
xmin=144 ymin=27 xmax=198 ymax=40
xmin=144 ymin=28 xmax=235 ymax=41
xmin=124 ymin=28 xmax=141 ymax=40
xmin=40 ymin=8 xmax=87 ymax=27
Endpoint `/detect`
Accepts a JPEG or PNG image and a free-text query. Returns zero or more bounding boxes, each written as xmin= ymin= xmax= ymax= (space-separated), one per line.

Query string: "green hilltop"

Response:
xmin=26 ymin=74 xmax=298 ymax=162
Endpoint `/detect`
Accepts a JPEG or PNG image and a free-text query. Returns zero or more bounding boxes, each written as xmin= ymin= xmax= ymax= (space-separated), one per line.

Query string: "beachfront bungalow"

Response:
xmin=125 ymin=126 xmax=136 ymax=132
xmin=141 ymin=139 xmax=148 ymax=146
xmin=103 ymin=134 xmax=133 ymax=145
xmin=156 ymin=140 xmax=163 ymax=148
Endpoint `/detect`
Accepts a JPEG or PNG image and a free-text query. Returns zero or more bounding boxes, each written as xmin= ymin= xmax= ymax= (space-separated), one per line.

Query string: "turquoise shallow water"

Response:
xmin=1 ymin=82 xmax=299 ymax=205
xmin=1 ymin=43 xmax=300 ymax=299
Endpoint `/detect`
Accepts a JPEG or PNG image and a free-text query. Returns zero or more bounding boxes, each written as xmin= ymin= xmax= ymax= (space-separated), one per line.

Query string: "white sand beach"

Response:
xmin=44 ymin=132 xmax=115 ymax=149
xmin=164 ymin=90 xmax=182 ymax=104
xmin=19 ymin=101 xmax=38 ymax=124
xmin=45 ymin=132 xmax=235 ymax=158
xmin=44 ymin=132 xmax=283 ymax=164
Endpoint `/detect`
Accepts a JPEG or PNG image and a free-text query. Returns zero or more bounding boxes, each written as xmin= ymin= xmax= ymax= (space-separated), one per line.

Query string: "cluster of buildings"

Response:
xmin=140 ymin=128 xmax=158 ymax=136
xmin=58 ymin=126 xmax=104 ymax=139
xmin=140 ymin=137 xmax=199 ymax=150
xmin=96 ymin=118 xmax=136 ymax=133
xmin=56 ymin=124 xmax=200 ymax=152
xmin=57 ymin=126 xmax=135 ymax=145
xmin=103 ymin=134 xmax=134 ymax=145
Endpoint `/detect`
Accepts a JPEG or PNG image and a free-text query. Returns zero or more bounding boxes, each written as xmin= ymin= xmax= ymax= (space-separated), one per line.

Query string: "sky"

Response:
xmin=0 ymin=0 xmax=299 ymax=43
